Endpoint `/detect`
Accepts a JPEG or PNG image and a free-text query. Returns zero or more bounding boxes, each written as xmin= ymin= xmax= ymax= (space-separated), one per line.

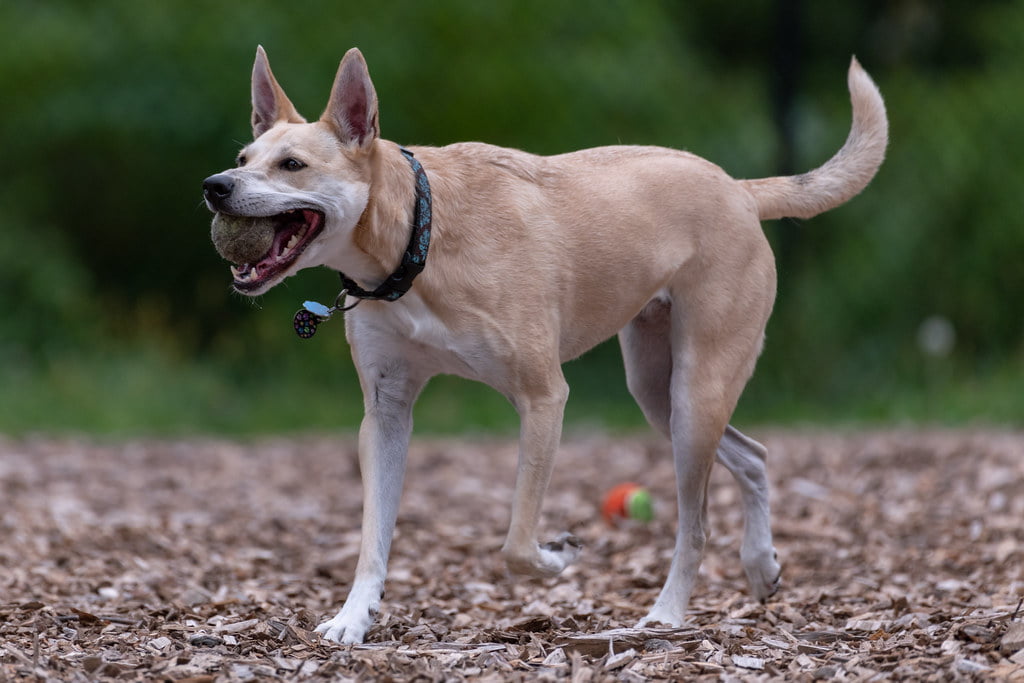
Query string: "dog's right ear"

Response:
xmin=251 ymin=45 xmax=306 ymax=139
xmin=321 ymin=48 xmax=379 ymax=149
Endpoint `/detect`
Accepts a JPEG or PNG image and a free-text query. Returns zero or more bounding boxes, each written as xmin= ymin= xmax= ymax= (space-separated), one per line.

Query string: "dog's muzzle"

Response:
xmin=202 ymin=169 xmax=328 ymax=293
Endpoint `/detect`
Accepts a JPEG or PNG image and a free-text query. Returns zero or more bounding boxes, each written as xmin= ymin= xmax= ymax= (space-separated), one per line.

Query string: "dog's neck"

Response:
xmin=340 ymin=145 xmax=431 ymax=303
xmin=348 ymin=142 xmax=425 ymax=290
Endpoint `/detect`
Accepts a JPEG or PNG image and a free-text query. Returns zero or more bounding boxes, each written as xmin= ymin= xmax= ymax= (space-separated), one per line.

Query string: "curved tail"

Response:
xmin=740 ymin=57 xmax=888 ymax=221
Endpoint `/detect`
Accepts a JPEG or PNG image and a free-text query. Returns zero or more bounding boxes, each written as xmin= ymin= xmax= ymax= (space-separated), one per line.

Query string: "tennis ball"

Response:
xmin=211 ymin=213 xmax=275 ymax=265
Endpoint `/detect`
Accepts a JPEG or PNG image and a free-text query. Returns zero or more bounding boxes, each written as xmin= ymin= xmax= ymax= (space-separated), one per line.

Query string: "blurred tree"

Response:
xmin=1 ymin=0 xmax=1021 ymax=429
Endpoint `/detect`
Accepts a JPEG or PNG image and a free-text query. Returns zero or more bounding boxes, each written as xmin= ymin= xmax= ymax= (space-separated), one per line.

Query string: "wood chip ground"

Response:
xmin=2 ymin=429 xmax=1022 ymax=680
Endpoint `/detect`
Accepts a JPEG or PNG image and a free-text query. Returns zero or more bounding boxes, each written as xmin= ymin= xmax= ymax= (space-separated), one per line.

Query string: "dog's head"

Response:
xmin=203 ymin=46 xmax=379 ymax=295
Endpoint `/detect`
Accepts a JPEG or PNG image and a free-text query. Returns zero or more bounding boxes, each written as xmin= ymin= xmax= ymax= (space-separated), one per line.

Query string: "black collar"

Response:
xmin=338 ymin=146 xmax=432 ymax=303
xmin=292 ymin=147 xmax=432 ymax=339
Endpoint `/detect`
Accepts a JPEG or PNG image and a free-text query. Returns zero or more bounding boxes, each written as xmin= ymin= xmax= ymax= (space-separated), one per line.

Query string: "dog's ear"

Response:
xmin=321 ymin=48 xmax=379 ymax=149
xmin=251 ymin=45 xmax=306 ymax=139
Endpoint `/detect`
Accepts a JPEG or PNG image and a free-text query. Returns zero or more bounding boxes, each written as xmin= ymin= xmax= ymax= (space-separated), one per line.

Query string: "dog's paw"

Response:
xmin=540 ymin=532 xmax=582 ymax=558
xmin=537 ymin=532 xmax=582 ymax=574
xmin=315 ymin=606 xmax=375 ymax=645
xmin=635 ymin=608 xmax=687 ymax=630
xmin=505 ymin=533 xmax=582 ymax=577
xmin=742 ymin=547 xmax=782 ymax=603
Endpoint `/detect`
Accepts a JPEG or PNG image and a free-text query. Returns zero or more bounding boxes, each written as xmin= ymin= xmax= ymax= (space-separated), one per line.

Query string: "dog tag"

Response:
xmin=293 ymin=300 xmax=333 ymax=339
xmin=303 ymin=301 xmax=332 ymax=318
xmin=293 ymin=308 xmax=322 ymax=339
xmin=293 ymin=293 xmax=359 ymax=339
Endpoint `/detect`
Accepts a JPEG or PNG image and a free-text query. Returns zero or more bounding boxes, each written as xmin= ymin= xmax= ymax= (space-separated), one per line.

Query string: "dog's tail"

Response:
xmin=740 ymin=57 xmax=888 ymax=221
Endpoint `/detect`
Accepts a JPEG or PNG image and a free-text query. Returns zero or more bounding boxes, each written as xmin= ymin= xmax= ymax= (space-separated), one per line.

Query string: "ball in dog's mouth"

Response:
xmin=210 ymin=214 xmax=275 ymax=265
xmin=210 ymin=209 xmax=325 ymax=292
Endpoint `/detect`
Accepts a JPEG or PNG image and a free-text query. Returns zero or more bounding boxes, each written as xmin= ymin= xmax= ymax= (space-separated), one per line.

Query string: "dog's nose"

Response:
xmin=203 ymin=174 xmax=235 ymax=202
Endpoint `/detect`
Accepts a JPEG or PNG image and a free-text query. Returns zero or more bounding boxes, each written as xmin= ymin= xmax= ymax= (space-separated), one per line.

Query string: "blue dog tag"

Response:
xmin=303 ymin=301 xmax=332 ymax=318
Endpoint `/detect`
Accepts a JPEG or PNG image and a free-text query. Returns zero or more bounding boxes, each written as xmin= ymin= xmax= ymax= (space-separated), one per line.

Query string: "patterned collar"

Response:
xmin=338 ymin=146 xmax=432 ymax=303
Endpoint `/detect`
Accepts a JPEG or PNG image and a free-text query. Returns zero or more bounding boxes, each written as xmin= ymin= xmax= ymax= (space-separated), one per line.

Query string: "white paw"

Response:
xmin=505 ymin=533 xmax=582 ymax=577
xmin=539 ymin=532 xmax=583 ymax=570
xmin=315 ymin=605 xmax=375 ymax=644
xmin=636 ymin=607 xmax=687 ymax=630
xmin=742 ymin=546 xmax=781 ymax=602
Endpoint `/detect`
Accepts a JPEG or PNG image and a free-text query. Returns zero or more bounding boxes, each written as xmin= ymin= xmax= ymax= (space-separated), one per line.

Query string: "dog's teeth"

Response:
xmin=231 ymin=264 xmax=259 ymax=282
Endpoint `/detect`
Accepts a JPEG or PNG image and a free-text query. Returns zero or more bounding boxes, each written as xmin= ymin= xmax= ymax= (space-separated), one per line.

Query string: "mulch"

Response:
xmin=1 ymin=428 xmax=1022 ymax=681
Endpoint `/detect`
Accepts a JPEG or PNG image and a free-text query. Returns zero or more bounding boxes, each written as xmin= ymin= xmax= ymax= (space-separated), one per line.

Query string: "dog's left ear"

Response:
xmin=321 ymin=48 xmax=379 ymax=149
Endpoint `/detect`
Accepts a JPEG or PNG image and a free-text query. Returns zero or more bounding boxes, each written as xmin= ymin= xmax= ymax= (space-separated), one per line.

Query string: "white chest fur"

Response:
xmin=349 ymin=293 xmax=493 ymax=382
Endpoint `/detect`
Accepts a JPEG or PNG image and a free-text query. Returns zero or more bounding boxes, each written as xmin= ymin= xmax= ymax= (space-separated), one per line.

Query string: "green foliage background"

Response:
xmin=1 ymin=0 xmax=1021 ymax=435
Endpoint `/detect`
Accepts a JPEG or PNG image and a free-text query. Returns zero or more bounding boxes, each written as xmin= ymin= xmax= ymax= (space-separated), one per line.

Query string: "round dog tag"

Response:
xmin=293 ymin=308 xmax=321 ymax=339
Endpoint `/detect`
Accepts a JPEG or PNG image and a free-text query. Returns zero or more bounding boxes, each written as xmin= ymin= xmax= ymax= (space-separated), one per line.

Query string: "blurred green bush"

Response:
xmin=1 ymin=0 xmax=1020 ymax=434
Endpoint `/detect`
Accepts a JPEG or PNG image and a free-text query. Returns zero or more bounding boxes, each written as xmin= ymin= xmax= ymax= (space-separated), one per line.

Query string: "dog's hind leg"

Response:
xmin=500 ymin=363 xmax=581 ymax=577
xmin=315 ymin=351 xmax=429 ymax=644
xmin=620 ymin=300 xmax=780 ymax=606
xmin=619 ymin=298 xmax=674 ymax=440
xmin=624 ymin=256 xmax=773 ymax=628
xmin=717 ymin=426 xmax=781 ymax=601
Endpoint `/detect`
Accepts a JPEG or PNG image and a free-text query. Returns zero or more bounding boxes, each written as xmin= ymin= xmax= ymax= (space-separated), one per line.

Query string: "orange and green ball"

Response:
xmin=602 ymin=483 xmax=654 ymax=525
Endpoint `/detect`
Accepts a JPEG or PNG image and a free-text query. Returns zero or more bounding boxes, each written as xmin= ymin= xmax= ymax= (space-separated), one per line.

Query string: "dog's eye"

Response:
xmin=280 ymin=158 xmax=306 ymax=172
xmin=236 ymin=155 xmax=247 ymax=167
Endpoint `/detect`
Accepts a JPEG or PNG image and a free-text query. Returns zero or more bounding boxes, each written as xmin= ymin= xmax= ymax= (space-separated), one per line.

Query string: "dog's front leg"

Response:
xmin=316 ymin=356 xmax=427 ymax=644
xmin=501 ymin=374 xmax=581 ymax=576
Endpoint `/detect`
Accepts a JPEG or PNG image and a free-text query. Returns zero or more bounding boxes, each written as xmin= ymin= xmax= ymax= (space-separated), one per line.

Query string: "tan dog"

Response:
xmin=203 ymin=47 xmax=887 ymax=643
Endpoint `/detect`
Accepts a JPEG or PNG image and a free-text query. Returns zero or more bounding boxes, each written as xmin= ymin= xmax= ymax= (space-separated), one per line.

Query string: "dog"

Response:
xmin=203 ymin=46 xmax=887 ymax=644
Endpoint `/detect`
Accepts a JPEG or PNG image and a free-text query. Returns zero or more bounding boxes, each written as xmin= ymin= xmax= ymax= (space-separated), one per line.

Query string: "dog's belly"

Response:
xmin=558 ymin=289 xmax=671 ymax=363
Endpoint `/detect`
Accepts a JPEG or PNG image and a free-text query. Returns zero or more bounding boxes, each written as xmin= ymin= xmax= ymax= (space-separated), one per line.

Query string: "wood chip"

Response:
xmin=214 ymin=619 xmax=260 ymax=634
xmin=732 ymin=654 xmax=765 ymax=670
xmin=1001 ymin=622 xmax=1024 ymax=656
xmin=604 ymin=647 xmax=637 ymax=670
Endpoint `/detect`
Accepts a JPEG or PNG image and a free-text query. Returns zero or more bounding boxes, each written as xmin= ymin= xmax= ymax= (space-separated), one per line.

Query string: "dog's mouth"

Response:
xmin=227 ymin=209 xmax=325 ymax=292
